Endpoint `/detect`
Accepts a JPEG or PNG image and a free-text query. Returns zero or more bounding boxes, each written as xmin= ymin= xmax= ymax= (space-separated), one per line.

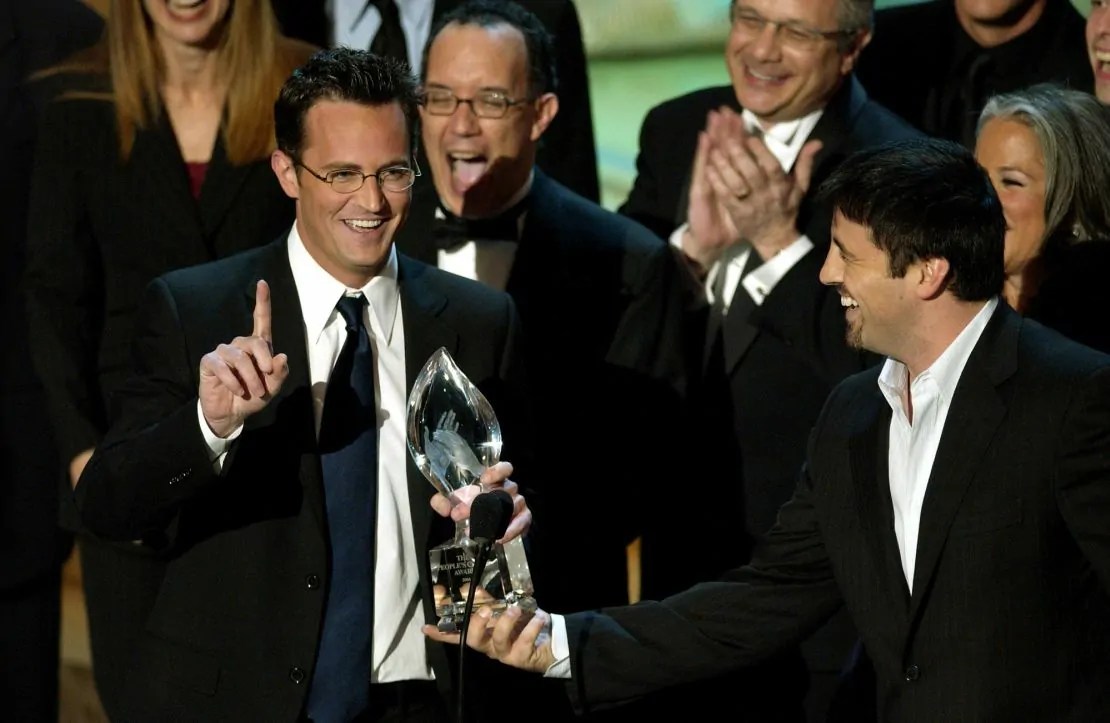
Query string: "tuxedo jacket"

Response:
xmin=74 ymin=239 xmax=527 ymax=721
xmin=856 ymin=0 xmax=1093 ymax=145
xmin=565 ymin=304 xmax=1110 ymax=721
xmin=397 ymin=169 xmax=686 ymax=614
xmin=621 ymin=78 xmax=919 ymax=676
xmin=270 ymin=0 xmax=600 ymax=202
xmin=25 ymin=92 xmax=298 ymax=475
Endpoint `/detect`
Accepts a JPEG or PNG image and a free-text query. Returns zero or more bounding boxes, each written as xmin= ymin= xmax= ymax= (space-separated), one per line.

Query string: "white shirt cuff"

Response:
xmin=197 ymin=401 xmax=242 ymax=472
xmin=543 ymin=613 xmax=572 ymax=679
xmin=741 ymin=235 xmax=814 ymax=305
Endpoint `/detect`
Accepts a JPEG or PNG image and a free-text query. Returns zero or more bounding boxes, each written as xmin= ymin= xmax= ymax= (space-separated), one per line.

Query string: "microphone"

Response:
xmin=468 ymin=489 xmax=513 ymax=544
xmin=456 ymin=489 xmax=515 ymax=723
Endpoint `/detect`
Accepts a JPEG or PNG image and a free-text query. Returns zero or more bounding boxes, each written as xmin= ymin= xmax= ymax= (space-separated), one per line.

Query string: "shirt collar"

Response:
xmin=741 ymin=107 xmax=824 ymax=170
xmin=878 ymin=296 xmax=999 ymax=411
xmin=286 ymin=223 xmax=400 ymax=344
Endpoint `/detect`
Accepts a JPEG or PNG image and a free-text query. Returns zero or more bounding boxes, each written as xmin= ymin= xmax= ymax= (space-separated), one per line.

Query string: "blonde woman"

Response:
xmin=25 ymin=1 xmax=314 ymax=715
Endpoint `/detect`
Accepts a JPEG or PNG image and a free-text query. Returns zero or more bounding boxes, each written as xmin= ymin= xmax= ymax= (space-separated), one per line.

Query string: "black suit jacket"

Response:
xmin=566 ymin=304 xmax=1110 ymax=721
xmin=269 ymin=0 xmax=599 ymax=202
xmin=856 ymin=0 xmax=1093 ymax=145
xmin=25 ymin=92 xmax=297 ymax=486
xmin=75 ymin=239 xmax=527 ymax=721
xmin=621 ymin=78 xmax=919 ymax=675
xmin=398 ymin=170 xmax=685 ymax=614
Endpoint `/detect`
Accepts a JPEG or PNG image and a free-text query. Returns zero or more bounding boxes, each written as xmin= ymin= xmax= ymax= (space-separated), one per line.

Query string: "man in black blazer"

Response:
xmin=620 ymin=0 xmax=918 ymax=717
xmin=445 ymin=137 xmax=1110 ymax=722
xmin=394 ymin=1 xmax=685 ymax=625
xmin=75 ymin=48 xmax=529 ymax=721
xmin=269 ymin=0 xmax=599 ymax=203
xmin=856 ymin=0 xmax=1093 ymax=147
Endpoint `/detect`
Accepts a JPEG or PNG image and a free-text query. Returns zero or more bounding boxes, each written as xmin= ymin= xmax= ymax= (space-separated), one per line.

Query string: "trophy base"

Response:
xmin=429 ymin=534 xmax=535 ymax=634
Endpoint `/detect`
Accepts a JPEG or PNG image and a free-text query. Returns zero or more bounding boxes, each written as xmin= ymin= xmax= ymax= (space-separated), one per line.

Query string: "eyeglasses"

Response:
xmin=421 ymin=87 xmax=530 ymax=119
xmin=295 ymin=157 xmax=421 ymax=194
xmin=729 ymin=4 xmax=857 ymax=52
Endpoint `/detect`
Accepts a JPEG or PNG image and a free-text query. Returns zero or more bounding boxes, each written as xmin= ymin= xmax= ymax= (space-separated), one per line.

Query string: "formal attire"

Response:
xmin=24 ymin=86 xmax=301 ymax=718
xmin=0 ymin=2 xmax=101 ymax=719
xmin=74 ymin=235 xmax=529 ymax=721
xmin=397 ymin=169 xmax=685 ymax=617
xmin=269 ymin=0 xmax=600 ymax=202
xmin=618 ymin=76 xmax=920 ymax=719
xmin=856 ymin=0 xmax=1093 ymax=146
xmin=1026 ymin=239 xmax=1110 ymax=355
xmin=561 ymin=302 xmax=1110 ymax=721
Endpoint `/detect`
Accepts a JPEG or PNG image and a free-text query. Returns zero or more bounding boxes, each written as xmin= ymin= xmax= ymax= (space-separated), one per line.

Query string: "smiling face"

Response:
xmin=974 ymin=117 xmax=1047 ymax=276
xmin=726 ymin=0 xmax=866 ymax=124
xmin=272 ymin=100 xmax=412 ymax=287
xmin=141 ymin=0 xmax=231 ymax=49
xmin=1090 ymin=0 xmax=1110 ymax=104
xmin=420 ymin=21 xmax=557 ymax=219
xmin=819 ymin=212 xmax=923 ymax=358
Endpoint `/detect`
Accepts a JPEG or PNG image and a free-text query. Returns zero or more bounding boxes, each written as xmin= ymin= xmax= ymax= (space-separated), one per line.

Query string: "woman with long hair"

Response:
xmin=975 ymin=83 xmax=1110 ymax=352
xmin=25 ymin=1 xmax=314 ymax=715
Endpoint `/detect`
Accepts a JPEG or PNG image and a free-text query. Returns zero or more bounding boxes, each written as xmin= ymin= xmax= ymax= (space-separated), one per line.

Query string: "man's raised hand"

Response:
xmin=199 ymin=280 xmax=289 ymax=437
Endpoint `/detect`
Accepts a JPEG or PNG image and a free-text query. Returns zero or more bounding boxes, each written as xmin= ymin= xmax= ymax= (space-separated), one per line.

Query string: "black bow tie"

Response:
xmin=432 ymin=198 xmax=529 ymax=251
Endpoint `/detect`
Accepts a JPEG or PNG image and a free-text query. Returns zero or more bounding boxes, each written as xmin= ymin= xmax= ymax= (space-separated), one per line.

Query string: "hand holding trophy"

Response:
xmin=406 ymin=348 xmax=535 ymax=632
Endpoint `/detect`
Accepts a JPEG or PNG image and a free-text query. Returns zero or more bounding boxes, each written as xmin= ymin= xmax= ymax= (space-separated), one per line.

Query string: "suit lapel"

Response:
xmin=398 ymin=255 xmax=459 ymax=554
xmin=130 ymin=115 xmax=206 ymax=250
xmin=238 ymin=240 xmax=325 ymax=530
xmin=907 ymin=306 xmax=1017 ymax=621
xmin=847 ymin=386 xmax=911 ymax=619
xmin=197 ymin=134 xmax=253 ymax=252
xmin=506 ymin=171 xmax=556 ymax=309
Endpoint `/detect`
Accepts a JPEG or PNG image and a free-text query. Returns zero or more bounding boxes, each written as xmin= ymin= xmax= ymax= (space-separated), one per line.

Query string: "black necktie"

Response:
xmin=368 ymin=0 xmax=408 ymax=67
xmin=704 ymin=250 xmax=760 ymax=372
xmin=432 ymin=198 xmax=529 ymax=251
xmin=307 ymin=294 xmax=377 ymax=723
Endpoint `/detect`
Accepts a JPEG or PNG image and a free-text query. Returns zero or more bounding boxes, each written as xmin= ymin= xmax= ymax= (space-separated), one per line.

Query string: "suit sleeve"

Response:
xmin=25 ymin=98 xmax=108 ymax=465
xmin=617 ymin=105 xmax=681 ymax=240
xmin=562 ymin=441 xmax=844 ymax=711
xmin=1054 ymin=363 xmax=1110 ymax=593
xmin=74 ymin=277 xmax=219 ymax=542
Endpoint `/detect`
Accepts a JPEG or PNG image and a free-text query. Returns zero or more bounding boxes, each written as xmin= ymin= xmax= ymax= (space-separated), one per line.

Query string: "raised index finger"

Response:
xmin=253 ymin=279 xmax=272 ymax=343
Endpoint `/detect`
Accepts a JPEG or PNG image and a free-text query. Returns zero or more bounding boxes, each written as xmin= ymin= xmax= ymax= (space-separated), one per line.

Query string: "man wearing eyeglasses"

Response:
xmin=620 ymin=0 xmax=918 ymax=720
xmin=389 ymin=0 xmax=688 ymax=642
xmin=73 ymin=47 xmax=532 ymax=722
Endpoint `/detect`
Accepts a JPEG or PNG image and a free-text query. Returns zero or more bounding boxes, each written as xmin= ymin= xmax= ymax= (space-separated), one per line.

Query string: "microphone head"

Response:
xmin=469 ymin=489 xmax=514 ymax=543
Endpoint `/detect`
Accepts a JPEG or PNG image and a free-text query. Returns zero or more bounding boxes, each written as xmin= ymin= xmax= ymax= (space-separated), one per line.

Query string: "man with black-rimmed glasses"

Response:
xmin=73 ymin=46 xmax=533 ymax=723
xmin=392 ymin=0 xmax=689 ymax=668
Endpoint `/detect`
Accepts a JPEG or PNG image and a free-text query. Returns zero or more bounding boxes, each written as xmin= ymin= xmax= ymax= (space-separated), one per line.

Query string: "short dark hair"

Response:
xmin=422 ymin=0 xmax=558 ymax=97
xmin=274 ymin=47 xmax=422 ymax=159
xmin=819 ymin=138 xmax=1006 ymax=301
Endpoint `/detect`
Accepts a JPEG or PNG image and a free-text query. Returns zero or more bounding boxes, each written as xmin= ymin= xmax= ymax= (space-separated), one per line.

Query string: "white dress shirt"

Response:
xmin=879 ymin=297 xmax=997 ymax=591
xmin=671 ymin=107 xmax=823 ymax=311
xmin=199 ymin=224 xmax=433 ymax=682
xmin=435 ymin=173 xmax=533 ymax=290
xmin=545 ymin=297 xmax=1000 ymax=677
xmin=331 ymin=0 xmax=435 ymax=75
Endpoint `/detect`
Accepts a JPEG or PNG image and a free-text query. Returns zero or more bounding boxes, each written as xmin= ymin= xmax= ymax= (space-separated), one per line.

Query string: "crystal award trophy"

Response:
xmin=406 ymin=347 xmax=535 ymax=632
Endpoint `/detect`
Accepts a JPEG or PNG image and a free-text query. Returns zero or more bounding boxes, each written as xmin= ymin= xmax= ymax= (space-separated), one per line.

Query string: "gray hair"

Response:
xmin=837 ymin=0 xmax=874 ymax=32
xmin=978 ymin=84 xmax=1110 ymax=248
